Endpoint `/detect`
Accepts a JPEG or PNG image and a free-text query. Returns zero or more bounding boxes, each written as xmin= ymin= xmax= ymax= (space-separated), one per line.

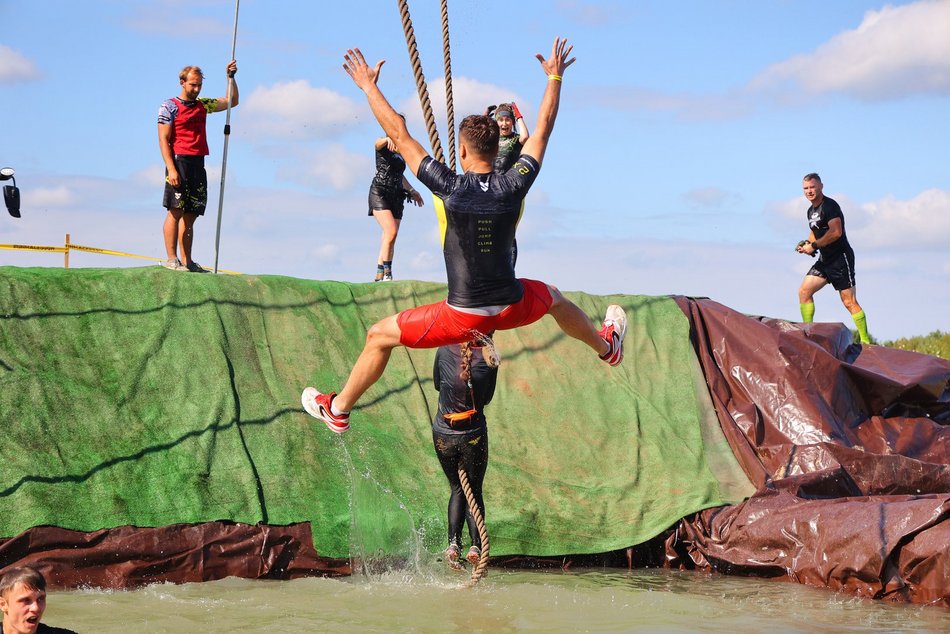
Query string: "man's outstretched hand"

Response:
xmin=535 ymin=37 xmax=576 ymax=78
xmin=343 ymin=48 xmax=385 ymax=92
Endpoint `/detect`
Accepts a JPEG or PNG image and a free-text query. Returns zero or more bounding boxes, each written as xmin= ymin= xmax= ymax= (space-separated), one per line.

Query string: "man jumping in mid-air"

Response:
xmin=302 ymin=37 xmax=627 ymax=433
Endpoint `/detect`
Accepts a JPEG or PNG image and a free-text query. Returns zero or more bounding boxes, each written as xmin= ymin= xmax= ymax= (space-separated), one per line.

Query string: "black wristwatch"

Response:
xmin=810 ymin=241 xmax=818 ymax=250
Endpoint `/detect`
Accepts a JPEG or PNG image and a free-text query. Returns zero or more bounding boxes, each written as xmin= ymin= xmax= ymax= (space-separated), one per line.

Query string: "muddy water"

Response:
xmin=45 ymin=567 xmax=949 ymax=633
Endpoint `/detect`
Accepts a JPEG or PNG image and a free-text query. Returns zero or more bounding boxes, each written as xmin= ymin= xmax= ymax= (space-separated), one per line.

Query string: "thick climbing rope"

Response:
xmin=439 ymin=0 xmax=457 ymax=170
xmin=396 ymin=0 xmax=446 ymax=165
xmin=395 ymin=1 xmax=488 ymax=585
xmin=458 ymin=467 xmax=490 ymax=587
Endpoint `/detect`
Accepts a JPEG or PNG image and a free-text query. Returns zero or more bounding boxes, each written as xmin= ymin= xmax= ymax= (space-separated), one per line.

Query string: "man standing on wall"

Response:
xmin=796 ymin=172 xmax=870 ymax=344
xmin=158 ymin=60 xmax=238 ymax=272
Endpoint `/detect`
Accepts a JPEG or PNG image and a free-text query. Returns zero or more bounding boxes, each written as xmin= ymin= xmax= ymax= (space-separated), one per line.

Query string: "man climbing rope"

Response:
xmin=302 ymin=37 xmax=627 ymax=433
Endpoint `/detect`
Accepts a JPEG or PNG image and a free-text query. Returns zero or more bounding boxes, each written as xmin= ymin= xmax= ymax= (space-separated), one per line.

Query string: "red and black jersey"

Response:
xmin=157 ymin=97 xmax=217 ymax=156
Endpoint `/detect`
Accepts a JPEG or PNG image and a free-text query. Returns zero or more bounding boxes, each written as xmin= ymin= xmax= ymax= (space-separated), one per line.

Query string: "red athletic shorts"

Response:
xmin=397 ymin=279 xmax=554 ymax=348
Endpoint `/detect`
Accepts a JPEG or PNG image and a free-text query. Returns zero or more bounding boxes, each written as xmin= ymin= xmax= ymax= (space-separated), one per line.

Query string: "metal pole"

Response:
xmin=213 ymin=0 xmax=240 ymax=274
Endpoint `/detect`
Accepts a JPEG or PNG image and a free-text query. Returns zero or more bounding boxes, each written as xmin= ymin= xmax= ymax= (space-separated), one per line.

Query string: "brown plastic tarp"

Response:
xmin=667 ymin=297 xmax=950 ymax=607
xmin=0 ymin=523 xmax=348 ymax=589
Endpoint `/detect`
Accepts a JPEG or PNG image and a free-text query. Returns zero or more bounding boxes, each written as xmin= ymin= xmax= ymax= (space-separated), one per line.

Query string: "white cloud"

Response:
xmin=24 ymin=186 xmax=75 ymax=208
xmin=526 ymin=187 xmax=551 ymax=207
xmin=131 ymin=166 xmax=167 ymax=188
xmin=592 ymin=1 xmax=950 ymax=116
xmin=306 ymin=144 xmax=369 ymax=191
xmin=407 ymin=249 xmax=439 ymax=275
xmin=0 ymin=45 xmax=41 ymax=83
xmin=769 ymin=196 xmax=808 ymax=227
xmin=278 ymin=143 xmax=370 ymax=192
xmin=242 ymin=81 xmax=362 ymax=139
xmin=750 ymin=0 xmax=950 ymax=101
xmin=852 ymin=188 xmax=950 ymax=249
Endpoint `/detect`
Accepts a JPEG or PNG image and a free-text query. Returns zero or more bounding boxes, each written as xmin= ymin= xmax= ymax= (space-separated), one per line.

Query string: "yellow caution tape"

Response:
xmin=69 ymin=243 xmax=160 ymax=261
xmin=0 ymin=242 xmax=241 ymax=275
xmin=0 ymin=244 xmax=67 ymax=253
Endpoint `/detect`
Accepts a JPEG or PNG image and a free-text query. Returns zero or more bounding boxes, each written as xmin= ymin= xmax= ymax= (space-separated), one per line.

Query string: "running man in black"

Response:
xmin=302 ymin=37 xmax=627 ymax=434
xmin=796 ymin=172 xmax=870 ymax=343
xmin=432 ymin=341 xmax=496 ymax=569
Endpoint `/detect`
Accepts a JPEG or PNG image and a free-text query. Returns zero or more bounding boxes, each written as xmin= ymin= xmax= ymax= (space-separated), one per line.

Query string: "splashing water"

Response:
xmin=338 ymin=438 xmax=437 ymax=585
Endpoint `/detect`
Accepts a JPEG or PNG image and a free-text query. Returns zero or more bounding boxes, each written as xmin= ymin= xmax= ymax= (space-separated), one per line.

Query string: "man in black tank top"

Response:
xmin=302 ymin=38 xmax=629 ymax=433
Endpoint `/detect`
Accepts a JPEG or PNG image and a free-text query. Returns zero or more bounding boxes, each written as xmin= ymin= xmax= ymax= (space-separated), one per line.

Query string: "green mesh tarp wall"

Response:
xmin=0 ymin=267 xmax=753 ymax=558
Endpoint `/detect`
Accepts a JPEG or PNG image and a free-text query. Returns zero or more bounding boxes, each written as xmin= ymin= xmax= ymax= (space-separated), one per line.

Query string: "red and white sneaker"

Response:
xmin=301 ymin=387 xmax=350 ymax=433
xmin=598 ymin=304 xmax=627 ymax=367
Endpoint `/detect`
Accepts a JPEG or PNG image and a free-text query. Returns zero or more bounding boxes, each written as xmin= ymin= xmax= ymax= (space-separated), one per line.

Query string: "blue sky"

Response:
xmin=1 ymin=0 xmax=948 ymax=341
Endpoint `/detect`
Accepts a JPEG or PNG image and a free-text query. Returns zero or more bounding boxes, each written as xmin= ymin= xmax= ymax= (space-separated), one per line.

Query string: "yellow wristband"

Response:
xmin=548 ymin=74 xmax=562 ymax=82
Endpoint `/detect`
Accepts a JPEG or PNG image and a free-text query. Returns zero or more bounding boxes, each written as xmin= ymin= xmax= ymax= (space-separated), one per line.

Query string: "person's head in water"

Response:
xmin=458 ymin=115 xmax=499 ymax=170
xmin=0 ymin=567 xmax=48 ymax=634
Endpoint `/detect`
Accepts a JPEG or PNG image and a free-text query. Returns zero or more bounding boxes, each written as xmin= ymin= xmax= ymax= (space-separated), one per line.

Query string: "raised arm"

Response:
xmin=519 ymin=37 xmax=575 ymax=167
xmin=511 ymin=102 xmax=530 ymax=145
xmin=212 ymin=60 xmax=239 ymax=112
xmin=343 ymin=48 xmax=429 ymax=177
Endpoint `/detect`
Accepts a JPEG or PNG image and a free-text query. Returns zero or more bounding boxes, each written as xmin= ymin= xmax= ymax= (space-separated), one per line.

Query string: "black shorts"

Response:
xmin=807 ymin=249 xmax=856 ymax=291
xmin=163 ymin=155 xmax=208 ymax=215
xmin=368 ymin=184 xmax=405 ymax=219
